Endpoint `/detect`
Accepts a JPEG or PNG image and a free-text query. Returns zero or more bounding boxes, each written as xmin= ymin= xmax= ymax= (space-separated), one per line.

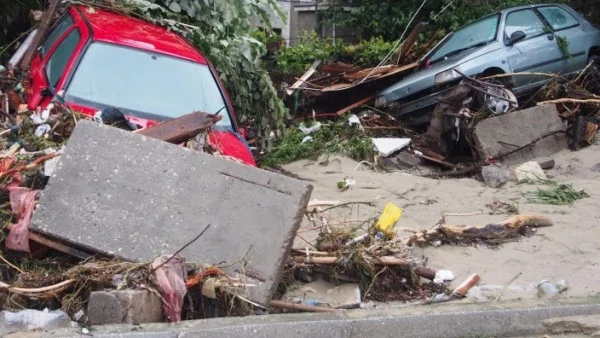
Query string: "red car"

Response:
xmin=25 ymin=5 xmax=256 ymax=166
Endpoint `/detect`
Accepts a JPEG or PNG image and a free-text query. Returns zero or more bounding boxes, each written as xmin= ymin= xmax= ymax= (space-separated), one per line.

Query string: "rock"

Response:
xmin=474 ymin=105 xmax=567 ymax=166
xmin=87 ymin=290 xmax=163 ymax=325
xmin=380 ymin=151 xmax=422 ymax=170
xmin=283 ymin=278 xmax=362 ymax=309
xmin=543 ymin=315 xmax=600 ymax=335
xmin=481 ymin=165 xmax=515 ymax=188
xmin=514 ymin=161 xmax=547 ymax=183
xmin=538 ymin=159 xmax=555 ymax=170
xmin=30 ymin=120 xmax=313 ymax=306
xmin=592 ymin=163 xmax=600 ymax=172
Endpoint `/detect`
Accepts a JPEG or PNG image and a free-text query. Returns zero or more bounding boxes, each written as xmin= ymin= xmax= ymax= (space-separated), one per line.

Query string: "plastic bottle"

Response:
xmin=374 ymin=202 xmax=403 ymax=238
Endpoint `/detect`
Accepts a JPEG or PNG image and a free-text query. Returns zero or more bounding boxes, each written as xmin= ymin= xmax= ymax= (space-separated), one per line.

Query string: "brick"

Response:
xmin=31 ymin=120 xmax=313 ymax=306
xmin=87 ymin=290 xmax=163 ymax=325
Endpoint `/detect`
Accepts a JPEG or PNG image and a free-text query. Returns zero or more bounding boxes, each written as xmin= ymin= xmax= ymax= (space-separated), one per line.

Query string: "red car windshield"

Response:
xmin=64 ymin=42 xmax=233 ymax=126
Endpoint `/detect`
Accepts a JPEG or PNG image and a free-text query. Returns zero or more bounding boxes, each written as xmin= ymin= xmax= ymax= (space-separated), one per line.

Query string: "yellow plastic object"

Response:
xmin=374 ymin=203 xmax=403 ymax=237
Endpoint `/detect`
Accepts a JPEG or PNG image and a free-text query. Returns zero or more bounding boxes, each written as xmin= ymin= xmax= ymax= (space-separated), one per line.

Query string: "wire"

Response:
xmin=356 ymin=0 xmax=429 ymax=85
xmin=430 ymin=0 xmax=457 ymax=22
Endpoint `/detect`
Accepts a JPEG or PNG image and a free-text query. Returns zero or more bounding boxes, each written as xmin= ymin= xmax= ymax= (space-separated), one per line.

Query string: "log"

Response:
xmin=440 ymin=215 xmax=553 ymax=240
xmin=136 ymin=111 xmax=221 ymax=144
xmin=293 ymin=255 xmax=409 ymax=266
xmin=334 ymin=96 xmax=375 ymax=116
xmin=20 ymin=0 xmax=61 ymax=69
xmin=394 ymin=22 xmax=426 ymax=65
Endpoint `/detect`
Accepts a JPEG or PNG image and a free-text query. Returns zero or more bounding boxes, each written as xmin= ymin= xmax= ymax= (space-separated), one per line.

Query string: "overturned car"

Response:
xmin=375 ymin=3 xmax=600 ymax=126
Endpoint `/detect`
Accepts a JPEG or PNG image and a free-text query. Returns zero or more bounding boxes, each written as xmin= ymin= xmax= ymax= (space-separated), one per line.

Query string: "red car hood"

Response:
xmin=68 ymin=102 xmax=256 ymax=166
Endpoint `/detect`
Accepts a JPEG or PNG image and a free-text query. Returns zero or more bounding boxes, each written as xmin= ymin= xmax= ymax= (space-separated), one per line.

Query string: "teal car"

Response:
xmin=375 ymin=3 xmax=600 ymax=125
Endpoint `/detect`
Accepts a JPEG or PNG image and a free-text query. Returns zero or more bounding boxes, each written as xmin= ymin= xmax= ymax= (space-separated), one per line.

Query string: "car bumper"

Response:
xmin=381 ymin=86 xmax=455 ymax=118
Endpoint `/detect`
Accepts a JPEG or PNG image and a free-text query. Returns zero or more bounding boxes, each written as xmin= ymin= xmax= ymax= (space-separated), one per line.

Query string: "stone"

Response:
xmin=283 ymin=278 xmax=361 ymax=309
xmin=474 ymin=105 xmax=567 ymax=166
xmin=87 ymin=290 xmax=163 ymax=325
xmin=543 ymin=315 xmax=600 ymax=335
xmin=30 ymin=121 xmax=313 ymax=306
xmin=481 ymin=164 xmax=515 ymax=188
xmin=380 ymin=151 xmax=422 ymax=170
xmin=592 ymin=163 xmax=600 ymax=172
xmin=538 ymin=159 xmax=555 ymax=170
xmin=514 ymin=161 xmax=547 ymax=183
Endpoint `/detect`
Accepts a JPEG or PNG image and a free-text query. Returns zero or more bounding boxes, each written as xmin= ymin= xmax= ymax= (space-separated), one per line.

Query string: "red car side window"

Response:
xmin=41 ymin=15 xmax=75 ymax=57
xmin=45 ymin=28 xmax=81 ymax=87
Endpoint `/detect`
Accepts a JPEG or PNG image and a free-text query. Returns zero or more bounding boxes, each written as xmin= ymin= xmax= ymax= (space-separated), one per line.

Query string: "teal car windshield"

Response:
xmin=429 ymin=14 xmax=500 ymax=63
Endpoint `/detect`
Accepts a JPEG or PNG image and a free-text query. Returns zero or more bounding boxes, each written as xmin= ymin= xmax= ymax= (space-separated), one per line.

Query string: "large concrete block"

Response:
xmin=87 ymin=290 xmax=163 ymax=325
xmin=474 ymin=105 xmax=567 ymax=166
xmin=31 ymin=121 xmax=313 ymax=305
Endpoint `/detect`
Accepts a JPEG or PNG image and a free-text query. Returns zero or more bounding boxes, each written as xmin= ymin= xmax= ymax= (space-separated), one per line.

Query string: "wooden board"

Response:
xmin=136 ymin=111 xmax=221 ymax=144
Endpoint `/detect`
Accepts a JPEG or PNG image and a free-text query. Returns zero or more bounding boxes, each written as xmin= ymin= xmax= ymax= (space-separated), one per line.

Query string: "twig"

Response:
xmin=354 ymin=161 xmax=374 ymax=171
xmin=574 ymin=60 xmax=595 ymax=83
xmin=0 ymin=252 xmax=24 ymax=274
xmin=150 ymin=224 xmax=211 ymax=273
xmin=320 ymin=201 xmax=375 ymax=213
xmin=0 ymin=279 xmax=75 ymax=295
xmin=490 ymin=130 xmax=566 ymax=161
xmin=443 ymin=212 xmax=483 ymax=217
xmin=270 ymin=300 xmax=336 ymax=313
xmin=494 ymin=272 xmax=522 ymax=302
xmin=538 ymin=98 xmax=600 ymax=105
xmin=0 ymin=152 xmax=60 ymax=178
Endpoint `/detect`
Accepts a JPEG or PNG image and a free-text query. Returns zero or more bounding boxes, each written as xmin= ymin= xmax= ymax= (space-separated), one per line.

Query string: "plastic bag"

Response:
xmin=0 ymin=309 xmax=74 ymax=334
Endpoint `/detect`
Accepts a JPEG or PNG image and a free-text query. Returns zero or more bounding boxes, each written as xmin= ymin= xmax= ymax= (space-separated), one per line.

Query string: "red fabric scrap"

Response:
xmin=6 ymin=185 xmax=38 ymax=252
xmin=151 ymin=254 xmax=188 ymax=322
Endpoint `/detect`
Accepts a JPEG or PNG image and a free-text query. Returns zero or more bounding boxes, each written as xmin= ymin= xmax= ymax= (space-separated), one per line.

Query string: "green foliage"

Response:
xmin=275 ymin=32 xmax=345 ymax=74
xmin=262 ymin=120 xmax=375 ymax=167
xmin=274 ymin=33 xmax=394 ymax=75
xmin=523 ymin=180 xmax=587 ymax=205
xmin=556 ymin=35 xmax=572 ymax=59
xmin=323 ymin=0 xmax=569 ymax=41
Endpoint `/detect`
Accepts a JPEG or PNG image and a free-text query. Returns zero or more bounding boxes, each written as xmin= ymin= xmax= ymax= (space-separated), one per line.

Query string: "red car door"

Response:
xmin=27 ymin=13 xmax=83 ymax=110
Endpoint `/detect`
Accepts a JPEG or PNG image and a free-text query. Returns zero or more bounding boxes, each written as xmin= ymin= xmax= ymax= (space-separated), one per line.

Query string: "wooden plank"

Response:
xmin=321 ymin=62 xmax=418 ymax=93
xmin=286 ymin=60 xmax=322 ymax=96
xmin=395 ymin=22 xmax=426 ymax=65
xmin=334 ymin=95 xmax=375 ymax=116
xmin=5 ymin=224 xmax=92 ymax=259
xmin=20 ymin=0 xmax=61 ymax=69
xmin=135 ymin=111 xmax=221 ymax=144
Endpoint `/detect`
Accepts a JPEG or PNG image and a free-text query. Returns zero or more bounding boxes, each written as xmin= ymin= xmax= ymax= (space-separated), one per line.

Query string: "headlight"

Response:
xmin=374 ymin=96 xmax=387 ymax=107
xmin=435 ymin=69 xmax=461 ymax=85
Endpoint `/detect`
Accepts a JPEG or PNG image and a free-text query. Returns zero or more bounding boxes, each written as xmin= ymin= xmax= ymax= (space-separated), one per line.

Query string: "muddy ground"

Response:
xmin=286 ymin=144 xmax=600 ymax=303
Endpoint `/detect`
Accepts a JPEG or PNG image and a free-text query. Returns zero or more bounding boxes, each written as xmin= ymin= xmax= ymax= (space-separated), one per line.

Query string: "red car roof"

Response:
xmin=74 ymin=5 xmax=207 ymax=64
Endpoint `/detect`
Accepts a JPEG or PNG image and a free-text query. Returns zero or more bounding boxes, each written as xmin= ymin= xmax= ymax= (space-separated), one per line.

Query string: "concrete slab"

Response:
xmin=474 ymin=105 xmax=567 ymax=166
xmin=30 ymin=121 xmax=313 ymax=306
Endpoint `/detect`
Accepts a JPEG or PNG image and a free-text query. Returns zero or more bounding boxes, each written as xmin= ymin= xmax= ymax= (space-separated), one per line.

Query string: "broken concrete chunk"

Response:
xmin=30 ymin=120 xmax=313 ymax=306
xmin=538 ymin=159 xmax=555 ymax=170
xmin=474 ymin=105 xmax=567 ymax=166
xmin=87 ymin=290 xmax=163 ymax=325
xmin=380 ymin=151 xmax=422 ymax=170
xmin=481 ymin=164 xmax=515 ymax=188
xmin=514 ymin=161 xmax=548 ymax=183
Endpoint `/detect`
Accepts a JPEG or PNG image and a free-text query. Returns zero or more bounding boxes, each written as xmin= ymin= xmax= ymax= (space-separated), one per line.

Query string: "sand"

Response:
xmin=283 ymin=144 xmax=600 ymax=302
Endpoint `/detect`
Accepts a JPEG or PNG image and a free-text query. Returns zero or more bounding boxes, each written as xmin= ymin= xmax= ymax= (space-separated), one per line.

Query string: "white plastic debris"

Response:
xmin=514 ymin=161 xmax=547 ymax=183
xmin=35 ymin=124 xmax=51 ymax=137
xmin=372 ymin=138 xmax=411 ymax=157
xmin=0 ymin=309 xmax=74 ymax=335
xmin=348 ymin=114 xmax=364 ymax=131
xmin=298 ymin=122 xmax=322 ymax=135
xmin=301 ymin=136 xmax=313 ymax=144
xmin=433 ymin=270 xmax=455 ymax=284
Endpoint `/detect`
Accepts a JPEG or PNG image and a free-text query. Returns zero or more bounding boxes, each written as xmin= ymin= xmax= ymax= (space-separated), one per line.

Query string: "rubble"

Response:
xmin=481 ymin=164 xmax=515 ymax=188
xmin=29 ymin=120 xmax=313 ymax=306
xmin=514 ymin=161 xmax=548 ymax=183
xmin=87 ymin=290 xmax=163 ymax=325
